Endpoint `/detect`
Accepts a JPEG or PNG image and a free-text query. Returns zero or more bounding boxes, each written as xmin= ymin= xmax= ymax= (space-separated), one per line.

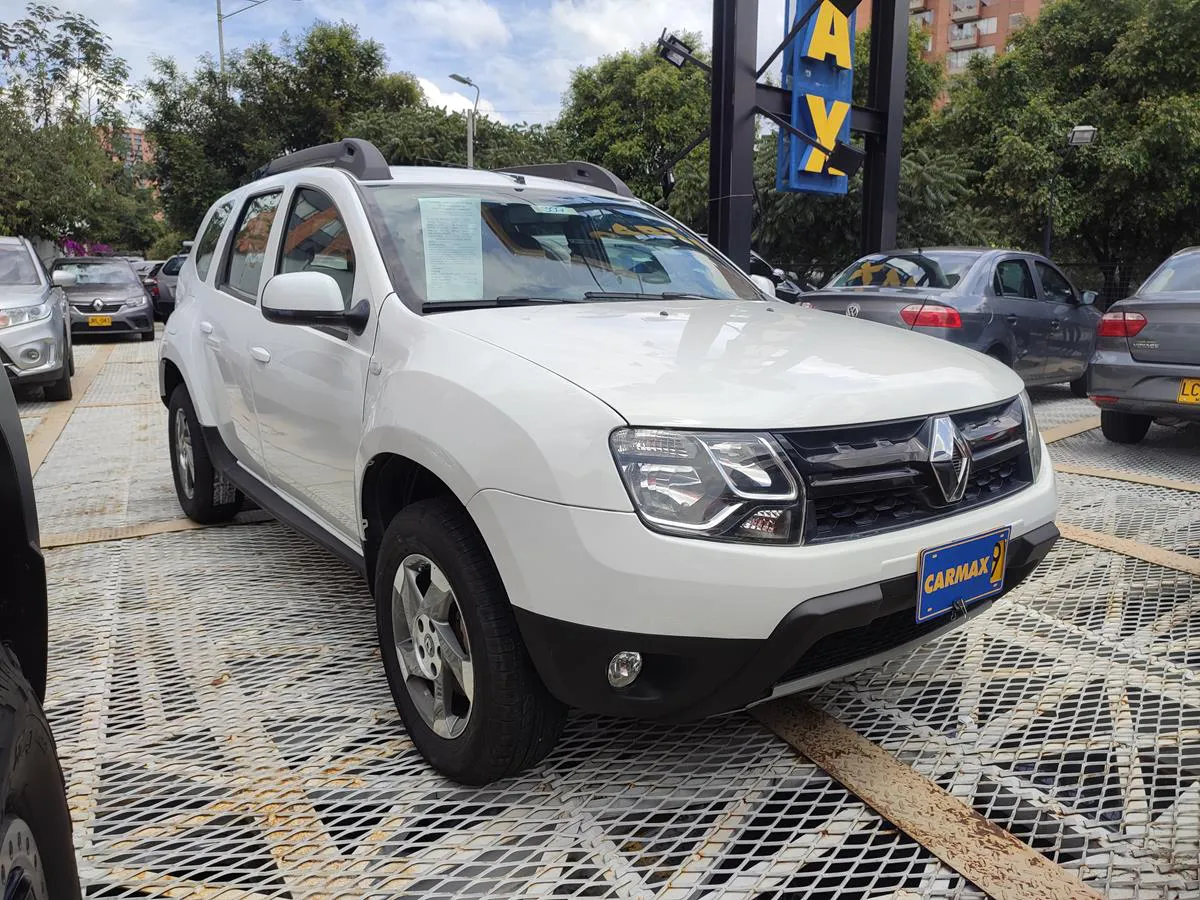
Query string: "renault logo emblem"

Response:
xmin=845 ymin=303 xmax=860 ymax=318
xmin=929 ymin=416 xmax=972 ymax=504
xmin=92 ymin=298 xmax=104 ymax=312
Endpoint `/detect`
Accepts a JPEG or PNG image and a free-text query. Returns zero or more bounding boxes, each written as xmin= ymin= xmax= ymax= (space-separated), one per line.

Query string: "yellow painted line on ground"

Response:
xmin=1059 ymin=523 xmax=1200 ymax=578
xmin=77 ymin=399 xmax=161 ymax=410
xmin=1055 ymin=463 xmax=1200 ymax=494
xmin=42 ymin=511 xmax=273 ymax=550
xmin=25 ymin=344 xmax=114 ymax=475
xmin=1041 ymin=416 xmax=1101 ymax=444
xmin=754 ymin=701 xmax=1103 ymax=900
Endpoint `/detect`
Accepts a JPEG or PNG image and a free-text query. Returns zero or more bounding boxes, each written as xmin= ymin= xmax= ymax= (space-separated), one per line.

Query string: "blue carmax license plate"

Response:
xmin=917 ymin=526 xmax=1011 ymax=623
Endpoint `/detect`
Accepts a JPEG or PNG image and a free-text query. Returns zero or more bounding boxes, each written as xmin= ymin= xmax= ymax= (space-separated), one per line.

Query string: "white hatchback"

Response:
xmin=160 ymin=140 xmax=1059 ymax=784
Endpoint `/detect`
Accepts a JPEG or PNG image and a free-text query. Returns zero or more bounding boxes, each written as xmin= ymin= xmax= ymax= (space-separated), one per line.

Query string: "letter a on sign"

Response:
xmin=778 ymin=0 xmax=856 ymax=196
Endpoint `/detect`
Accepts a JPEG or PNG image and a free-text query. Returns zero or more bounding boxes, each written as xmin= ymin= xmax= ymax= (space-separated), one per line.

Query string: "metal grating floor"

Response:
xmin=18 ymin=345 xmax=1200 ymax=898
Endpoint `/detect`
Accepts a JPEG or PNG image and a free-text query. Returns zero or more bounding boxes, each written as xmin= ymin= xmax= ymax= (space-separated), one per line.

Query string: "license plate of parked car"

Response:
xmin=1178 ymin=378 xmax=1200 ymax=405
xmin=88 ymin=315 xmax=112 ymax=327
xmin=917 ymin=526 xmax=1011 ymax=622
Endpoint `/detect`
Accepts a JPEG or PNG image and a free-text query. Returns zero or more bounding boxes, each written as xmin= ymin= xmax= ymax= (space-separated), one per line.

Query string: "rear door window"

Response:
xmin=195 ymin=202 xmax=234 ymax=281
xmin=220 ymin=192 xmax=282 ymax=303
xmin=276 ymin=188 xmax=356 ymax=309
xmin=161 ymin=255 xmax=185 ymax=276
xmin=994 ymin=259 xmax=1037 ymax=299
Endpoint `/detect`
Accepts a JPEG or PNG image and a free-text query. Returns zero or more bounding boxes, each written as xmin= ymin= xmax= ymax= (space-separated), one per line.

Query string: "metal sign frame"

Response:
xmin=707 ymin=0 xmax=907 ymax=267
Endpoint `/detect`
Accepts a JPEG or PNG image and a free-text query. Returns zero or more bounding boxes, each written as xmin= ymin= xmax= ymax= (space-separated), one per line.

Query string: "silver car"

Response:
xmin=50 ymin=257 xmax=155 ymax=342
xmin=154 ymin=254 xmax=187 ymax=318
xmin=0 ymin=237 xmax=74 ymax=401
xmin=1089 ymin=247 xmax=1200 ymax=443
xmin=802 ymin=248 xmax=1102 ymax=395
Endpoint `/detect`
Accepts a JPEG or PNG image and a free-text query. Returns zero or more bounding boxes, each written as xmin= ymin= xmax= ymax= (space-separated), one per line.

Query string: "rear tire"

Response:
xmin=168 ymin=385 xmax=243 ymax=523
xmin=0 ymin=645 xmax=82 ymax=900
xmin=1100 ymin=410 xmax=1152 ymax=444
xmin=375 ymin=497 xmax=566 ymax=785
xmin=1069 ymin=372 xmax=1088 ymax=398
xmin=42 ymin=364 xmax=72 ymax=402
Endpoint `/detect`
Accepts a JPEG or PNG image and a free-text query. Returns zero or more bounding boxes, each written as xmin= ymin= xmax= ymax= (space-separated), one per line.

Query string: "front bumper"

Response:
xmin=468 ymin=450 xmax=1057 ymax=720
xmin=513 ymin=522 xmax=1058 ymax=721
xmin=70 ymin=304 xmax=153 ymax=336
xmin=1089 ymin=349 xmax=1200 ymax=420
xmin=1 ymin=315 xmax=67 ymax=386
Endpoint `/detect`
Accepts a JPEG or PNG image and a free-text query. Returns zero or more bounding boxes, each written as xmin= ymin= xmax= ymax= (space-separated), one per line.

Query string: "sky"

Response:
xmin=0 ymin=0 xmax=793 ymax=124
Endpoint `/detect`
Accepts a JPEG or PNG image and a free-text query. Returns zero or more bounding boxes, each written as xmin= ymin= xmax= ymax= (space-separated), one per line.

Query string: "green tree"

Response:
xmin=558 ymin=36 xmax=711 ymax=200
xmin=938 ymin=0 xmax=1200 ymax=280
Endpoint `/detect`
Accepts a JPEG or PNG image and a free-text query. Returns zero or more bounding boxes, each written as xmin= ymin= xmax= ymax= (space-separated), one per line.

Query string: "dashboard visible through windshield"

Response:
xmin=367 ymin=185 xmax=762 ymax=309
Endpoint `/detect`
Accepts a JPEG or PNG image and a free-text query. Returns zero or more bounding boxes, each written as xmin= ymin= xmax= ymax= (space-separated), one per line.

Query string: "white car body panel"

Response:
xmin=434 ymin=299 xmax=1026 ymax=429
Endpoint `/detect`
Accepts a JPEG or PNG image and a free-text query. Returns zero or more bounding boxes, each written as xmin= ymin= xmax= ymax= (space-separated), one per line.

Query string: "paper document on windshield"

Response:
xmin=420 ymin=197 xmax=484 ymax=302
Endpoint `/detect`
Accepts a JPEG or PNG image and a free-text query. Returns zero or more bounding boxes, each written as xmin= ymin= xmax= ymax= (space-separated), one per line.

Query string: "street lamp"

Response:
xmin=1043 ymin=124 xmax=1098 ymax=258
xmin=450 ymin=73 xmax=481 ymax=169
xmin=216 ymin=0 xmax=300 ymax=78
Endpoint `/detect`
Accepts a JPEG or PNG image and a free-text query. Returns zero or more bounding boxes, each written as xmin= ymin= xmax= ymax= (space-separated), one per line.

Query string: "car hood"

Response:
xmin=64 ymin=285 xmax=142 ymax=302
xmin=434 ymin=299 xmax=1024 ymax=429
xmin=0 ymin=285 xmax=49 ymax=308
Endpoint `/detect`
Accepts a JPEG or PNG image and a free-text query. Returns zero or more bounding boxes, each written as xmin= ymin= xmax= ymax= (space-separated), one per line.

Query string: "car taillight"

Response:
xmin=900 ymin=304 xmax=962 ymax=328
xmin=149 ymin=281 xmax=159 ymax=298
xmin=1097 ymin=311 xmax=1147 ymax=337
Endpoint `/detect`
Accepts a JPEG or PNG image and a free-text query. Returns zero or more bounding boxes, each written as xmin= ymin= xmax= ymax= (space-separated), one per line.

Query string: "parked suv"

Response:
xmin=0 ymin=376 xmax=83 ymax=898
xmin=803 ymin=249 xmax=1101 ymax=396
xmin=154 ymin=253 xmax=188 ymax=319
xmin=160 ymin=140 xmax=1059 ymax=784
xmin=0 ymin=237 xmax=74 ymax=401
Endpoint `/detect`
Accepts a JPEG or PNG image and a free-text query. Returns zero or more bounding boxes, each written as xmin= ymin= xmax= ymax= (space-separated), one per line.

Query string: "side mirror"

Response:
xmin=261 ymin=271 xmax=370 ymax=335
xmin=787 ymin=270 xmax=799 ymax=282
xmin=750 ymin=274 xmax=777 ymax=298
xmin=771 ymin=267 xmax=785 ymax=279
xmin=1081 ymin=290 xmax=1098 ymax=306
xmin=181 ymin=240 xmax=195 ymax=250
xmin=51 ymin=270 xmax=76 ymax=287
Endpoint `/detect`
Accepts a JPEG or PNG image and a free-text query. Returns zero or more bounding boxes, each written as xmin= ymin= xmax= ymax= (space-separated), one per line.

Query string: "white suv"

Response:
xmin=160 ymin=140 xmax=1059 ymax=784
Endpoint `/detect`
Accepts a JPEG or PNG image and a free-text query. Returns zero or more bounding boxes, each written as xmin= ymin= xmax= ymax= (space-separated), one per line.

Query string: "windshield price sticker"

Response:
xmin=419 ymin=197 xmax=484 ymax=302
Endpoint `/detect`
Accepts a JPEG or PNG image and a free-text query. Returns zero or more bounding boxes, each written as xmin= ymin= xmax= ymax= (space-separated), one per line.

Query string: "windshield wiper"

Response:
xmin=423 ymin=296 xmax=573 ymax=313
xmin=582 ymin=291 xmax=721 ymax=302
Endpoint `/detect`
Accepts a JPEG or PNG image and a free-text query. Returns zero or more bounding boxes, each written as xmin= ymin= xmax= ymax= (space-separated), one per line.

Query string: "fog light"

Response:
xmin=607 ymin=651 xmax=642 ymax=688
xmin=21 ymin=348 xmax=40 ymax=363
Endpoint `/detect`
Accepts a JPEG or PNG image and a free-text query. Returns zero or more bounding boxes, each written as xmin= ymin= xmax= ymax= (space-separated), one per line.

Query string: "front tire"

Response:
xmin=42 ymin=364 xmax=72 ymax=402
xmin=375 ymin=498 xmax=566 ymax=785
xmin=1100 ymin=409 xmax=1152 ymax=444
xmin=167 ymin=385 xmax=243 ymax=523
xmin=0 ymin=646 xmax=82 ymax=900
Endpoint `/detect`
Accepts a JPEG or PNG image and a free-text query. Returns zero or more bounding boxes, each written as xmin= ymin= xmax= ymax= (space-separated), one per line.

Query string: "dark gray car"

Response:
xmin=802 ymin=248 xmax=1102 ymax=394
xmin=154 ymin=254 xmax=187 ymax=318
xmin=51 ymin=257 xmax=155 ymax=342
xmin=1089 ymin=247 xmax=1200 ymax=443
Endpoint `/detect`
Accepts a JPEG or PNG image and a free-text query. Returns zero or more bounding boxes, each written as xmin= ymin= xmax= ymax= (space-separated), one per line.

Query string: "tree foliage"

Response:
xmin=940 ymin=0 xmax=1200 ymax=270
xmin=0 ymin=3 xmax=159 ymax=248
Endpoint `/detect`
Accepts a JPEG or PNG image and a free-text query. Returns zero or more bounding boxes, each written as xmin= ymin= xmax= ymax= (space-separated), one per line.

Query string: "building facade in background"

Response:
xmin=858 ymin=0 xmax=1044 ymax=73
xmin=117 ymin=127 xmax=153 ymax=168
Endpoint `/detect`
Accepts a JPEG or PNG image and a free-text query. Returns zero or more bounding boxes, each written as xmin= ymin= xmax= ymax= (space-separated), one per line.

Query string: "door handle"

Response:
xmin=1050 ymin=320 xmax=1061 ymax=330
xmin=250 ymin=346 xmax=272 ymax=364
xmin=199 ymin=321 xmax=213 ymax=334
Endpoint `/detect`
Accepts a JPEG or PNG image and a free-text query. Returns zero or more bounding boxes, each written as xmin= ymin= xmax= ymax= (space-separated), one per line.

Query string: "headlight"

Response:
xmin=121 ymin=293 xmax=148 ymax=309
xmin=610 ymin=429 xmax=805 ymax=543
xmin=1018 ymin=391 xmax=1043 ymax=477
xmin=0 ymin=300 xmax=53 ymax=329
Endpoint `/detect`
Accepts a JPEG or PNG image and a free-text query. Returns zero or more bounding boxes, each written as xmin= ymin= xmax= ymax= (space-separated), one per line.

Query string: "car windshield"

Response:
xmin=1141 ymin=253 xmax=1200 ymax=293
xmin=0 ymin=245 xmax=40 ymax=285
xmin=53 ymin=260 xmax=138 ymax=286
xmin=366 ymin=185 xmax=760 ymax=307
xmin=830 ymin=251 xmax=982 ymax=289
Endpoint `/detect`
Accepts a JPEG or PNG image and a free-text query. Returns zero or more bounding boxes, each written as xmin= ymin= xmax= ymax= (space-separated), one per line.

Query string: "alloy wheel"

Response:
xmin=391 ymin=554 xmax=474 ymax=739
xmin=174 ymin=408 xmax=195 ymax=500
xmin=0 ymin=816 xmax=48 ymax=900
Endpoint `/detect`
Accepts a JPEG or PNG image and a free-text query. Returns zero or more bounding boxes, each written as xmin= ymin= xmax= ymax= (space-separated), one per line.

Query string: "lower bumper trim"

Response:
xmin=514 ymin=521 xmax=1060 ymax=722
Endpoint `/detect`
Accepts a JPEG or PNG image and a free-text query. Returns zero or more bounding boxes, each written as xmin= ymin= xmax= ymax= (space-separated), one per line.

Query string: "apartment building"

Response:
xmin=857 ymin=0 xmax=1045 ymax=73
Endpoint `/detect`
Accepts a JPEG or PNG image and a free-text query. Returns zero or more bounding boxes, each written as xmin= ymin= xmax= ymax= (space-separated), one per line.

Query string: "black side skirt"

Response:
xmin=201 ymin=426 xmax=368 ymax=579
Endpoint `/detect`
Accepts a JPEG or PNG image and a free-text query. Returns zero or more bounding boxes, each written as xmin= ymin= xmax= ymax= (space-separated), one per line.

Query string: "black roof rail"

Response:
xmin=494 ymin=161 xmax=634 ymax=198
xmin=252 ymin=139 xmax=393 ymax=182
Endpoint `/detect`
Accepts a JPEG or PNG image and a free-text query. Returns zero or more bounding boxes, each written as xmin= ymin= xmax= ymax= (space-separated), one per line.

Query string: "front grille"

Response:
xmin=776 ymin=398 xmax=1032 ymax=544
xmin=72 ymin=300 xmax=123 ymax=313
xmin=778 ymin=604 xmax=957 ymax=683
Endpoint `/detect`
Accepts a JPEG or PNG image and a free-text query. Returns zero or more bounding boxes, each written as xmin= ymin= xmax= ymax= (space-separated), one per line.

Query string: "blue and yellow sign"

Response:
xmin=777 ymin=0 xmax=856 ymax=195
xmin=916 ymin=526 xmax=1011 ymax=623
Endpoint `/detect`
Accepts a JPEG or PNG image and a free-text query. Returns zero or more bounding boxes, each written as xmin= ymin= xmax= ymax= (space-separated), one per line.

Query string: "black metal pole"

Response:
xmin=708 ymin=0 xmax=759 ymax=268
xmin=859 ymin=0 xmax=907 ymax=255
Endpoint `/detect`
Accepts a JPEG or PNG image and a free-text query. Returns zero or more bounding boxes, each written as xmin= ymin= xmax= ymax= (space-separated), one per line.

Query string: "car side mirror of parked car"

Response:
xmin=787 ymin=271 xmax=799 ymax=282
xmin=51 ymin=270 xmax=76 ymax=287
xmin=750 ymin=274 xmax=777 ymax=298
xmin=261 ymin=271 xmax=371 ymax=335
xmin=1081 ymin=290 xmax=1098 ymax=306
xmin=772 ymin=267 xmax=785 ymax=280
